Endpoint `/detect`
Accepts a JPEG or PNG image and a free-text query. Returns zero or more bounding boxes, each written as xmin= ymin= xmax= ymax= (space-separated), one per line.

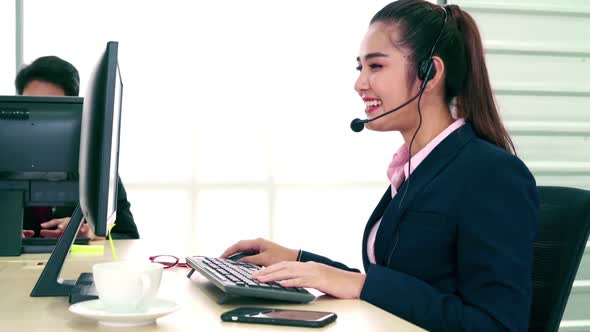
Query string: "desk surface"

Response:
xmin=0 ymin=240 xmax=424 ymax=331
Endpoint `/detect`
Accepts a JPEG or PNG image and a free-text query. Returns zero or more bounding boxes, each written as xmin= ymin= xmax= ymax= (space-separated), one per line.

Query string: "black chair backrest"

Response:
xmin=529 ymin=186 xmax=590 ymax=332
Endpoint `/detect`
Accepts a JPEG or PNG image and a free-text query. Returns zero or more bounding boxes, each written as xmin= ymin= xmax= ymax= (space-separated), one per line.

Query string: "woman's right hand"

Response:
xmin=220 ymin=238 xmax=299 ymax=267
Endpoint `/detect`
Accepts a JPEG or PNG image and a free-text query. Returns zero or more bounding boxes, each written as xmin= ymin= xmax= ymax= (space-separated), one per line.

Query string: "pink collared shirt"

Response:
xmin=367 ymin=119 xmax=466 ymax=264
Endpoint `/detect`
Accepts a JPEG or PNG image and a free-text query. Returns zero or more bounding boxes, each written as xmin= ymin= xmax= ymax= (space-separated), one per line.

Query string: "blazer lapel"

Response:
xmin=373 ymin=124 xmax=477 ymax=265
xmin=362 ymin=186 xmax=392 ymax=270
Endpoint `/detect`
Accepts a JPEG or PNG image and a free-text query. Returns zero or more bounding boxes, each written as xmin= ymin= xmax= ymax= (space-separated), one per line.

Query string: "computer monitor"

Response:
xmin=31 ymin=41 xmax=123 ymax=297
xmin=0 ymin=95 xmax=82 ymax=174
xmin=79 ymin=41 xmax=122 ymax=236
xmin=0 ymin=96 xmax=82 ymax=256
xmin=0 ymin=95 xmax=82 ymax=208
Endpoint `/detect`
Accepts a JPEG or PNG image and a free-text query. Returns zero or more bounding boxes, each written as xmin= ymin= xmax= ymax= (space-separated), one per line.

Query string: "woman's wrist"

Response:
xmin=354 ymin=273 xmax=367 ymax=299
xmin=289 ymin=248 xmax=301 ymax=261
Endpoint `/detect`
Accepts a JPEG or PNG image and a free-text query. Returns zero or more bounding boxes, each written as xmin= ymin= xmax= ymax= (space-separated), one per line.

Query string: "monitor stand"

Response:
xmin=30 ymin=205 xmax=84 ymax=297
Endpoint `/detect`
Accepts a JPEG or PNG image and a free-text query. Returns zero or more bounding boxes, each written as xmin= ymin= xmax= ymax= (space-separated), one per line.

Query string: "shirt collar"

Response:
xmin=387 ymin=118 xmax=466 ymax=185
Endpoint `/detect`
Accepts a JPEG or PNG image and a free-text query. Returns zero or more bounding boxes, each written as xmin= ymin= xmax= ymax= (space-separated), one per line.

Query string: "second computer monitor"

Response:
xmin=30 ymin=41 xmax=126 ymax=298
xmin=79 ymin=41 xmax=123 ymax=237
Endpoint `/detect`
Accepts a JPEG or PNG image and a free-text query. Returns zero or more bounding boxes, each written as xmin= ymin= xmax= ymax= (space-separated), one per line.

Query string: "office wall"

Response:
xmin=451 ymin=0 xmax=590 ymax=330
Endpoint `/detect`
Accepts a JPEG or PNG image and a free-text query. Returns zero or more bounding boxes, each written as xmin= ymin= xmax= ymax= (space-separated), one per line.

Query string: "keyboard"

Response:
xmin=186 ymin=256 xmax=315 ymax=303
xmin=69 ymin=272 xmax=98 ymax=304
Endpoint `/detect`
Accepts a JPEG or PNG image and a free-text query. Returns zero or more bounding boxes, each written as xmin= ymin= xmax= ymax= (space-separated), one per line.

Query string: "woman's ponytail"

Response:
xmin=447 ymin=5 xmax=515 ymax=154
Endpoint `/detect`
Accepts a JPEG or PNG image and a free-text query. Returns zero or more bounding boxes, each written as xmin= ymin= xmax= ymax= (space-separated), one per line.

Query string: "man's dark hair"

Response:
xmin=15 ymin=56 xmax=80 ymax=96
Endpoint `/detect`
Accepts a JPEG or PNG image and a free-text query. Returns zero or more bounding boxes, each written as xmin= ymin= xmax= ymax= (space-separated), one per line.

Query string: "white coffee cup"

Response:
xmin=93 ymin=261 xmax=163 ymax=313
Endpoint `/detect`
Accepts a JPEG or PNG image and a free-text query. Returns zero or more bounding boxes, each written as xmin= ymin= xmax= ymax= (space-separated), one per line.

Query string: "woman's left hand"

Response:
xmin=252 ymin=261 xmax=366 ymax=299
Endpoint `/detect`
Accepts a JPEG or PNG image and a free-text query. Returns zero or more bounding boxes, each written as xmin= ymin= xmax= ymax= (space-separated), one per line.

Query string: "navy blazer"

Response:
xmin=301 ymin=124 xmax=539 ymax=332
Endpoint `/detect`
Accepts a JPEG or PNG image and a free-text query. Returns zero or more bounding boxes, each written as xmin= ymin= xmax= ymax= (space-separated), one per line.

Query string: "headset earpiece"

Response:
xmin=418 ymin=59 xmax=436 ymax=81
xmin=417 ymin=7 xmax=448 ymax=90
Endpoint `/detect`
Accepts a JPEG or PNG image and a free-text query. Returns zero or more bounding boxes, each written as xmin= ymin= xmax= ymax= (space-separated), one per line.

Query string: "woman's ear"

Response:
xmin=423 ymin=56 xmax=445 ymax=93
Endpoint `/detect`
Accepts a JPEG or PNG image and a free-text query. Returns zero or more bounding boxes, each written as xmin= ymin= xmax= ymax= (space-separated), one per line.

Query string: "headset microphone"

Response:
xmin=350 ymin=92 xmax=421 ymax=133
xmin=350 ymin=118 xmax=367 ymax=132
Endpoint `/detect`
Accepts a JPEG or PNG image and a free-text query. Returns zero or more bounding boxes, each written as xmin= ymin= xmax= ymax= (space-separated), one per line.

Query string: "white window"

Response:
xmin=0 ymin=1 xmax=16 ymax=94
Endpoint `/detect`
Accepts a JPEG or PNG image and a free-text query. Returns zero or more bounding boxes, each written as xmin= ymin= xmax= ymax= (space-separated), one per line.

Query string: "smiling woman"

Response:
xmin=222 ymin=1 xmax=539 ymax=331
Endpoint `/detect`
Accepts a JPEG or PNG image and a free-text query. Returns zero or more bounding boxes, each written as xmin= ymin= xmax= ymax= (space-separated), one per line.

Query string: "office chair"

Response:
xmin=528 ymin=186 xmax=590 ymax=332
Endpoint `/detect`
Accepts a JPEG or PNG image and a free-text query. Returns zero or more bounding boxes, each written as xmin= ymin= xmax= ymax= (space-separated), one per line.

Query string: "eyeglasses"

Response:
xmin=149 ymin=255 xmax=188 ymax=269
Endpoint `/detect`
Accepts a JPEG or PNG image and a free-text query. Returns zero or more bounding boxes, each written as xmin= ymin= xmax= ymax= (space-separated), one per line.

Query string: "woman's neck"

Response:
xmin=401 ymin=104 xmax=454 ymax=157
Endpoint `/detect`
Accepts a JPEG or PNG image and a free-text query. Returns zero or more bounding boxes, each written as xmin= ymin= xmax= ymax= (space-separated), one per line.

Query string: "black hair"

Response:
xmin=15 ymin=56 xmax=80 ymax=96
xmin=371 ymin=0 xmax=515 ymax=154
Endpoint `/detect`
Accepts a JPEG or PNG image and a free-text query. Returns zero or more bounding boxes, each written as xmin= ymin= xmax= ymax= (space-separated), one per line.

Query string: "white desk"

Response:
xmin=0 ymin=240 xmax=424 ymax=331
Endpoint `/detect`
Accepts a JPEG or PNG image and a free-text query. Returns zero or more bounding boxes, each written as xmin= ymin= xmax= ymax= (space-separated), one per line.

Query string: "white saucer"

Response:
xmin=69 ymin=298 xmax=180 ymax=327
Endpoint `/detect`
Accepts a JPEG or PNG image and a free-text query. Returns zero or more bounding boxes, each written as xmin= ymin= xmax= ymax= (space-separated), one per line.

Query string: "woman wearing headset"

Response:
xmin=222 ymin=1 xmax=538 ymax=331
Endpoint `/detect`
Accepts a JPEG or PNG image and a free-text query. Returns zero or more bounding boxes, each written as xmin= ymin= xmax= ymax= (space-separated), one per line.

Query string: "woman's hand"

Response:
xmin=39 ymin=217 xmax=98 ymax=240
xmin=22 ymin=230 xmax=35 ymax=238
xmin=253 ymin=261 xmax=366 ymax=299
xmin=221 ymin=238 xmax=299 ymax=267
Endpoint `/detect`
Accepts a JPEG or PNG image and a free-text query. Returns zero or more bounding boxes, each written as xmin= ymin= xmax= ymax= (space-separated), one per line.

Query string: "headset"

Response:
xmin=417 ymin=7 xmax=448 ymax=87
xmin=384 ymin=6 xmax=449 ymax=267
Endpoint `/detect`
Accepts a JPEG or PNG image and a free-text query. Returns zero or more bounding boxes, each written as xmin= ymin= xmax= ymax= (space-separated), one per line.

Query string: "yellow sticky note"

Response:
xmin=70 ymin=244 xmax=104 ymax=256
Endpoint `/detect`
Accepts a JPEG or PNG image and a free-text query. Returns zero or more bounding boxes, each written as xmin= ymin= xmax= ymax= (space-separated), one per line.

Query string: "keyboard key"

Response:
xmin=203 ymin=265 xmax=228 ymax=282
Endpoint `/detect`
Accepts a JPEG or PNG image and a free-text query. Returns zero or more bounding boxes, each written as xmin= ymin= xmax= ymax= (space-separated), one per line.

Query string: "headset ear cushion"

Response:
xmin=418 ymin=59 xmax=436 ymax=81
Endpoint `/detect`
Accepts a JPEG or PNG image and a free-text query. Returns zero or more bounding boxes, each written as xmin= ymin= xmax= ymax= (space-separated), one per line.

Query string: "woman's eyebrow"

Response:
xmin=356 ymin=52 xmax=389 ymax=62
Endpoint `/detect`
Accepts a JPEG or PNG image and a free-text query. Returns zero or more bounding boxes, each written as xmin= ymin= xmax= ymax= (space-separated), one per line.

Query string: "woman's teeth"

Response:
xmin=365 ymin=100 xmax=382 ymax=107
